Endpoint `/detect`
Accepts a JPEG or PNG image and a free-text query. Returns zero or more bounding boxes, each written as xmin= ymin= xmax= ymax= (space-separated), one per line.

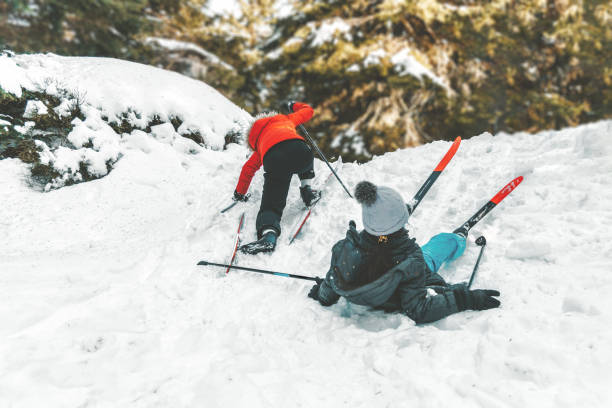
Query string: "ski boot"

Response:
xmin=239 ymin=230 xmax=277 ymax=255
xmin=300 ymin=185 xmax=321 ymax=207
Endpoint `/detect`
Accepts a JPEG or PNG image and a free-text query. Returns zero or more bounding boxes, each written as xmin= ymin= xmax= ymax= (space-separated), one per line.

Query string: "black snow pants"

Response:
xmin=256 ymin=139 xmax=315 ymax=237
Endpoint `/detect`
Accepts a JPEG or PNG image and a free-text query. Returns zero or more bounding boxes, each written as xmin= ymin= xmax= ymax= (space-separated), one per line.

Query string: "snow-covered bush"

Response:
xmin=0 ymin=52 xmax=250 ymax=191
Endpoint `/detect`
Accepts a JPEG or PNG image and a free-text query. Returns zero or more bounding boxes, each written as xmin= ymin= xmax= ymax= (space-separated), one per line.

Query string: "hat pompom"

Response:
xmin=355 ymin=181 xmax=377 ymax=206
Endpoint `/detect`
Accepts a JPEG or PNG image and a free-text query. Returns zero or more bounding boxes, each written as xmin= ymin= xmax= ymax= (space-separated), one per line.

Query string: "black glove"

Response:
xmin=233 ymin=190 xmax=249 ymax=202
xmin=282 ymin=100 xmax=296 ymax=113
xmin=307 ymin=277 xmax=323 ymax=301
xmin=453 ymin=287 xmax=501 ymax=311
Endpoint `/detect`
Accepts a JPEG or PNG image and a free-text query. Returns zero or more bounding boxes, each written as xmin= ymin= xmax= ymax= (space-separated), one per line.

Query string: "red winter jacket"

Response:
xmin=235 ymin=102 xmax=314 ymax=194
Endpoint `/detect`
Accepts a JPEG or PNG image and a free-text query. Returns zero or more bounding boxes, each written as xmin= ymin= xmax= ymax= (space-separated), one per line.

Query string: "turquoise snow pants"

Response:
xmin=421 ymin=233 xmax=466 ymax=273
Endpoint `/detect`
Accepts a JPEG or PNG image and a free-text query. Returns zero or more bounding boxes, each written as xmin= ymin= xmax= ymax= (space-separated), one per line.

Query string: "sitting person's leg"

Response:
xmin=421 ymin=233 xmax=467 ymax=274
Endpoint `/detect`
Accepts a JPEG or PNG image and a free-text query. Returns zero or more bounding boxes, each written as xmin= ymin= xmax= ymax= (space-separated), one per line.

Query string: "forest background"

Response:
xmin=1 ymin=0 xmax=610 ymax=162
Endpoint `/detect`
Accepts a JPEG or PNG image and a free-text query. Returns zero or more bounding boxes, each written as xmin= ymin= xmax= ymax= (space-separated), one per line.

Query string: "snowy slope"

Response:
xmin=2 ymin=56 xmax=612 ymax=407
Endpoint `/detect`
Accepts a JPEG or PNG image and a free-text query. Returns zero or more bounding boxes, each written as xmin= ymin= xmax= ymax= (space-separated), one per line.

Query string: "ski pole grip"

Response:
xmin=197 ymin=261 xmax=209 ymax=266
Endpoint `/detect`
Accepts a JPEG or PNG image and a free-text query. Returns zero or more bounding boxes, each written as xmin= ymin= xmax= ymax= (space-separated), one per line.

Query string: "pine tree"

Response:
xmin=255 ymin=0 xmax=454 ymax=161
xmin=3 ymin=0 xmax=609 ymax=162
xmin=0 ymin=0 xmax=180 ymax=60
xmin=427 ymin=0 xmax=612 ymax=139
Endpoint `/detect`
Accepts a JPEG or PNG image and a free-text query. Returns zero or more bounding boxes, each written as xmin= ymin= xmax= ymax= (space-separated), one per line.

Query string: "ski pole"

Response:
xmin=467 ymin=236 xmax=487 ymax=289
xmin=220 ymin=193 xmax=250 ymax=214
xmin=220 ymin=201 xmax=238 ymax=213
xmin=297 ymin=124 xmax=353 ymax=199
xmin=198 ymin=260 xmax=320 ymax=282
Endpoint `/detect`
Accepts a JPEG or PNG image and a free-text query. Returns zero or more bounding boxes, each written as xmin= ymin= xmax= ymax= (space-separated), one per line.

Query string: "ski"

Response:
xmin=225 ymin=211 xmax=246 ymax=273
xmin=288 ymin=159 xmax=343 ymax=245
xmin=408 ymin=136 xmax=461 ymax=215
xmin=455 ymin=176 xmax=524 ymax=235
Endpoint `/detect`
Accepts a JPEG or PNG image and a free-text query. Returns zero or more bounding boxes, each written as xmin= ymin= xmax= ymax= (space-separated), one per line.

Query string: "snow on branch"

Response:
xmin=145 ymin=37 xmax=236 ymax=72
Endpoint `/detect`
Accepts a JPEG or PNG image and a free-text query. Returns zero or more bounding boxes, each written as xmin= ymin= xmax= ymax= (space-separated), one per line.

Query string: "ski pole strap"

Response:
xmin=198 ymin=260 xmax=320 ymax=281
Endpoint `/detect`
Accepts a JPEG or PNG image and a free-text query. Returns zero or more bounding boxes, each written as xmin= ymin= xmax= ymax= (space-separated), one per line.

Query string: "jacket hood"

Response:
xmin=338 ymin=228 xmax=415 ymax=287
xmin=333 ymin=251 xmax=426 ymax=307
xmin=240 ymin=111 xmax=279 ymax=150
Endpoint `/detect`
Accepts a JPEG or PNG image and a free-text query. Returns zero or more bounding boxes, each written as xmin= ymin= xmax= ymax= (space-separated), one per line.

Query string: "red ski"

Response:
xmin=288 ymin=159 xmax=342 ymax=244
xmin=408 ymin=136 xmax=461 ymax=214
xmin=226 ymin=212 xmax=246 ymax=273
xmin=454 ymin=176 xmax=524 ymax=235
xmin=288 ymin=210 xmax=312 ymax=245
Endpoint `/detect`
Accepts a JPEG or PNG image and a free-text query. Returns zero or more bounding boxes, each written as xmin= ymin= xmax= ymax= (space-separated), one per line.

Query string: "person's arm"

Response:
xmin=317 ymin=276 xmax=340 ymax=306
xmin=398 ymin=284 xmax=461 ymax=324
xmin=399 ymin=280 xmax=501 ymax=324
xmin=235 ymin=152 xmax=262 ymax=195
xmin=308 ymin=271 xmax=340 ymax=307
xmin=287 ymin=102 xmax=314 ymax=126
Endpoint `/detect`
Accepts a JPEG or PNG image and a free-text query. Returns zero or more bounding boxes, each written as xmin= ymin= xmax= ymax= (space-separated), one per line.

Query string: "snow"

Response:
xmin=23 ymin=100 xmax=48 ymax=118
xmin=331 ymin=125 xmax=367 ymax=156
xmin=145 ymin=37 xmax=236 ymax=71
xmin=274 ymin=0 xmax=296 ymax=19
xmin=6 ymin=15 xmax=31 ymax=27
xmin=363 ymin=48 xmax=387 ymax=67
xmin=204 ymin=0 xmax=242 ymax=17
xmin=53 ymin=98 xmax=76 ymax=117
xmin=0 ymin=55 xmax=29 ymax=97
xmin=14 ymin=120 xmax=35 ymax=134
xmin=1 ymin=53 xmax=249 ymax=150
xmin=265 ymin=47 xmax=284 ymax=61
xmin=2 ymin=55 xmax=612 ymax=406
xmin=391 ymin=48 xmax=447 ymax=87
xmin=350 ymin=48 xmax=447 ymax=89
xmin=204 ymin=0 xmax=294 ymax=19
xmin=0 ymin=53 xmax=249 ymax=189
xmin=347 ymin=63 xmax=360 ymax=72
xmin=309 ymin=18 xmax=353 ymax=47
xmin=266 ymin=37 xmax=306 ymax=61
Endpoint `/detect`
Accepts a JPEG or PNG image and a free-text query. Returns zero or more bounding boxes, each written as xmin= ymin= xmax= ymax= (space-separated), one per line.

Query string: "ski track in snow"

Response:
xmin=2 ymin=84 xmax=612 ymax=407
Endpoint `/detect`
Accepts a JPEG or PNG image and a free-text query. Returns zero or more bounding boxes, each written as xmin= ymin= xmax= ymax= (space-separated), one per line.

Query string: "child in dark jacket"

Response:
xmin=232 ymin=102 xmax=321 ymax=255
xmin=308 ymin=181 xmax=501 ymax=324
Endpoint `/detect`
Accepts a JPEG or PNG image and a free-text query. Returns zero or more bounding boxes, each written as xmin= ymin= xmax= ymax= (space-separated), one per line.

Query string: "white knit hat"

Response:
xmin=354 ymin=181 xmax=408 ymax=236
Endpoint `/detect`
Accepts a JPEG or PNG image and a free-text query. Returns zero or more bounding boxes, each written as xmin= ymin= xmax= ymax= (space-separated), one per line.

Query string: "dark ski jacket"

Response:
xmin=316 ymin=222 xmax=463 ymax=324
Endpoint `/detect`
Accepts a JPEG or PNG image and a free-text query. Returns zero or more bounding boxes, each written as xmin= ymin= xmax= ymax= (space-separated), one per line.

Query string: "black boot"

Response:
xmin=300 ymin=185 xmax=321 ymax=207
xmin=239 ymin=230 xmax=278 ymax=255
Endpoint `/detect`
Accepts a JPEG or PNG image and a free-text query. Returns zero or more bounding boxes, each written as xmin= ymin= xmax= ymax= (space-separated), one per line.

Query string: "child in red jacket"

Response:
xmin=233 ymin=102 xmax=321 ymax=254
